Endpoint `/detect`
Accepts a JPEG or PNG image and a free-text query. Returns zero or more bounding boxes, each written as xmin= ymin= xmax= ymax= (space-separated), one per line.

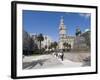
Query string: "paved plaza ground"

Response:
xmin=23 ymin=52 xmax=90 ymax=69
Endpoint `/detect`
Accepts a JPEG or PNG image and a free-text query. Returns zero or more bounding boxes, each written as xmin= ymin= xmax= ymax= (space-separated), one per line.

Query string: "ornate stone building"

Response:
xmin=58 ymin=16 xmax=90 ymax=51
xmin=58 ymin=16 xmax=75 ymax=49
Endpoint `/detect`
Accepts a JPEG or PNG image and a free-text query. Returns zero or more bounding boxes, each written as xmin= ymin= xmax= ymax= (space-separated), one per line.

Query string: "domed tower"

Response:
xmin=59 ymin=16 xmax=67 ymax=49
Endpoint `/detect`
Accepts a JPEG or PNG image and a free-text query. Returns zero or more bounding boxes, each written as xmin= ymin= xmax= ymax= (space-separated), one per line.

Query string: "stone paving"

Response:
xmin=23 ymin=52 xmax=90 ymax=69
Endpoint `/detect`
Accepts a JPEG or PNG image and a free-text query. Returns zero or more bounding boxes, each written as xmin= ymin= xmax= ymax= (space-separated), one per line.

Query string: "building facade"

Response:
xmin=58 ymin=16 xmax=90 ymax=51
xmin=58 ymin=16 xmax=75 ymax=49
xmin=31 ymin=34 xmax=53 ymax=50
xmin=73 ymin=27 xmax=90 ymax=51
xmin=41 ymin=35 xmax=53 ymax=50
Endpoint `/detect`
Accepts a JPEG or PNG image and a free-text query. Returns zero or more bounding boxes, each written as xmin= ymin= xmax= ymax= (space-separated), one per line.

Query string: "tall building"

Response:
xmin=58 ymin=16 xmax=75 ymax=49
xmin=73 ymin=27 xmax=90 ymax=51
xmin=59 ymin=16 xmax=67 ymax=49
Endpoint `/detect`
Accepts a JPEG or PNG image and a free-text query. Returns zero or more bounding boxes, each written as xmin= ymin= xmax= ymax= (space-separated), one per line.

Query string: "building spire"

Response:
xmin=61 ymin=16 xmax=64 ymax=25
xmin=59 ymin=16 xmax=66 ymax=30
xmin=59 ymin=16 xmax=67 ymax=49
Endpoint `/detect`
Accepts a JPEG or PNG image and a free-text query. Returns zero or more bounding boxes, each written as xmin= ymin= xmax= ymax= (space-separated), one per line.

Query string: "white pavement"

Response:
xmin=23 ymin=53 xmax=85 ymax=69
xmin=57 ymin=58 xmax=82 ymax=67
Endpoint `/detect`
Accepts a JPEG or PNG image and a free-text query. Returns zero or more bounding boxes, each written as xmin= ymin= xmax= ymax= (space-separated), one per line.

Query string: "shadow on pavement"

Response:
xmin=23 ymin=59 xmax=48 ymax=69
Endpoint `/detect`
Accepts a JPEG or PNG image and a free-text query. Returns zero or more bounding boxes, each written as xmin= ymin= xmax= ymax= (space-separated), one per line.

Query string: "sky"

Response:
xmin=23 ymin=10 xmax=91 ymax=41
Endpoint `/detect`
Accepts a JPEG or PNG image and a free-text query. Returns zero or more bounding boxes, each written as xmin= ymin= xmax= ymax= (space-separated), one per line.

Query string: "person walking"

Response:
xmin=61 ymin=52 xmax=64 ymax=61
xmin=60 ymin=50 xmax=64 ymax=61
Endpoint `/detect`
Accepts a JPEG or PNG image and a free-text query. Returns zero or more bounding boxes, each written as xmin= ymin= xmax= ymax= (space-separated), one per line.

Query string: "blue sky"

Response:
xmin=23 ymin=10 xmax=91 ymax=41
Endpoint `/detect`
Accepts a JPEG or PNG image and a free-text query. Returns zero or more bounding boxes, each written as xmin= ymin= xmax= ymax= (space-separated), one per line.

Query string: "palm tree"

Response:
xmin=37 ymin=33 xmax=44 ymax=53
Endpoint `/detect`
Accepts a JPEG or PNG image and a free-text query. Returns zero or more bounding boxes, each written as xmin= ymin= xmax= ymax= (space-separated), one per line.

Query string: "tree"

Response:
xmin=29 ymin=37 xmax=36 ymax=51
xmin=63 ymin=42 xmax=69 ymax=51
xmin=63 ymin=42 xmax=66 ymax=50
xmin=37 ymin=33 xmax=44 ymax=53
xmin=48 ymin=44 xmax=52 ymax=52
xmin=23 ymin=30 xmax=31 ymax=55
xmin=23 ymin=30 xmax=39 ymax=55
xmin=45 ymin=45 xmax=47 ymax=49
xmin=52 ymin=42 xmax=58 ymax=51
xmin=75 ymin=27 xmax=81 ymax=36
xmin=68 ymin=44 xmax=71 ymax=51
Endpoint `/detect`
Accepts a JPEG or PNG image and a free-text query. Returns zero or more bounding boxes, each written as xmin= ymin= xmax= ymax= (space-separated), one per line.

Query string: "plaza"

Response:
xmin=23 ymin=52 xmax=90 ymax=69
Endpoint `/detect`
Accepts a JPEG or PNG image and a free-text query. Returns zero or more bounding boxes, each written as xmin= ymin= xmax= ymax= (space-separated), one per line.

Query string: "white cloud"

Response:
xmin=79 ymin=13 xmax=91 ymax=18
xmin=84 ymin=28 xmax=90 ymax=32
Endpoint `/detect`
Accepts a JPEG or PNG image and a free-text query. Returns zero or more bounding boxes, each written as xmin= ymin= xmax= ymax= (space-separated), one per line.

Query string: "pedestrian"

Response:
xmin=61 ymin=50 xmax=64 ymax=61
